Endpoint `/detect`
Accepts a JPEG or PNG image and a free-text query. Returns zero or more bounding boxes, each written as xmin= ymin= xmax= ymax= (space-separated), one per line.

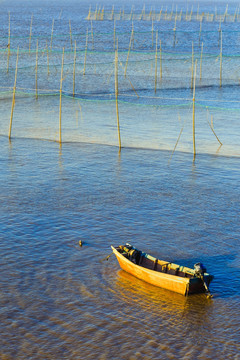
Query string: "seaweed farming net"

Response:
xmin=2 ymin=47 xmax=240 ymax=95
xmin=1 ymin=4 xmax=240 ymax=156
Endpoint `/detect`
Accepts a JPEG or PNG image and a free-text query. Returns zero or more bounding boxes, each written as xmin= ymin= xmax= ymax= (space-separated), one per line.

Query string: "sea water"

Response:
xmin=0 ymin=0 xmax=240 ymax=359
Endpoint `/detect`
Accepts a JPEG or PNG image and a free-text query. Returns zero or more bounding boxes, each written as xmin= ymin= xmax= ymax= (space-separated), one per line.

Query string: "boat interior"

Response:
xmin=117 ymin=244 xmax=195 ymax=279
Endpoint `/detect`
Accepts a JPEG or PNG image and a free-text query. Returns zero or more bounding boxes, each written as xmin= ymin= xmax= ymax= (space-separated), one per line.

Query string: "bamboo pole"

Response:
xmin=29 ymin=14 xmax=33 ymax=53
xmin=59 ymin=9 xmax=62 ymax=20
xmin=9 ymin=47 xmax=19 ymax=140
xmin=59 ymin=47 xmax=64 ymax=144
xmin=169 ymin=116 xmax=184 ymax=163
xmin=224 ymin=4 xmax=228 ymax=22
xmin=113 ymin=19 xmax=116 ymax=49
xmin=140 ymin=5 xmax=144 ymax=20
xmin=159 ymin=7 xmax=162 ymax=21
xmin=218 ymin=18 xmax=221 ymax=46
xmin=101 ymin=7 xmax=105 ymax=20
xmin=111 ymin=6 xmax=114 ymax=21
xmin=77 ymin=101 xmax=83 ymax=122
xmin=234 ymin=7 xmax=237 ymax=22
xmin=191 ymin=42 xmax=194 ymax=89
xmin=220 ymin=30 xmax=222 ymax=87
xmin=192 ymin=60 xmax=197 ymax=159
xmin=142 ymin=4 xmax=145 ymax=20
xmin=189 ymin=6 xmax=193 ymax=21
xmin=124 ymin=25 xmax=133 ymax=77
xmin=149 ymin=7 xmax=152 ymax=20
xmin=129 ymin=5 xmax=133 ymax=20
xmin=179 ymin=9 xmax=182 ymax=21
xmin=130 ymin=5 xmax=134 ymax=20
xmin=143 ymin=4 xmax=146 ymax=19
xmin=115 ymin=47 xmax=121 ymax=151
xmin=200 ymin=42 xmax=203 ymax=81
xmin=7 ymin=12 xmax=10 ymax=73
xmin=87 ymin=5 xmax=91 ymax=21
xmin=91 ymin=20 xmax=94 ymax=50
xmin=154 ymin=31 xmax=158 ymax=93
xmin=35 ymin=40 xmax=38 ymax=100
xmin=208 ymin=115 xmax=223 ymax=145
xmin=69 ymin=20 xmax=73 ymax=51
xmin=165 ymin=6 xmax=167 ymax=20
xmin=97 ymin=8 xmax=101 ymax=21
xmin=97 ymin=6 xmax=101 ymax=20
xmin=169 ymin=125 xmax=184 ymax=162
xmin=73 ymin=41 xmax=76 ymax=96
xmin=83 ymin=28 xmax=88 ymax=75
xmin=131 ymin=21 xmax=134 ymax=50
xmin=173 ymin=15 xmax=177 ymax=47
xmin=50 ymin=19 xmax=54 ymax=51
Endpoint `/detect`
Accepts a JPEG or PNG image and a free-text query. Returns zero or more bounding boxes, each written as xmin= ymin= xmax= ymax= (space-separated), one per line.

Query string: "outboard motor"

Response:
xmin=194 ymin=262 xmax=207 ymax=277
xmin=194 ymin=262 xmax=212 ymax=298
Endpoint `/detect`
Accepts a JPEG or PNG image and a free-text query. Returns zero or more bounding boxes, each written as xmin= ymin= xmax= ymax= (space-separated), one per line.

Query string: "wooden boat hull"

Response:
xmin=111 ymin=246 xmax=213 ymax=296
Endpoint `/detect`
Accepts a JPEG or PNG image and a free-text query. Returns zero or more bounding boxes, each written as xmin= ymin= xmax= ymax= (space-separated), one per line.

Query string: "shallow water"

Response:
xmin=1 ymin=137 xmax=240 ymax=359
xmin=1 ymin=0 xmax=240 ymax=359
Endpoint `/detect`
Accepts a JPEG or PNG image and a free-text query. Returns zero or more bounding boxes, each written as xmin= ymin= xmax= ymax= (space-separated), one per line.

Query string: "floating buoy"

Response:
xmin=79 ymin=240 xmax=83 ymax=247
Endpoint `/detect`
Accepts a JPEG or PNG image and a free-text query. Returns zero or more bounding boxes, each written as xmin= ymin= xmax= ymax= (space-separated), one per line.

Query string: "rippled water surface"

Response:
xmin=1 ymin=0 xmax=240 ymax=359
xmin=1 ymin=137 xmax=240 ymax=359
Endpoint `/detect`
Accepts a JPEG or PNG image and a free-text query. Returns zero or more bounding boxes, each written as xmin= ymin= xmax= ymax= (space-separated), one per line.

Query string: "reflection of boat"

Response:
xmin=116 ymin=269 xmax=212 ymax=318
xmin=111 ymin=244 xmax=214 ymax=296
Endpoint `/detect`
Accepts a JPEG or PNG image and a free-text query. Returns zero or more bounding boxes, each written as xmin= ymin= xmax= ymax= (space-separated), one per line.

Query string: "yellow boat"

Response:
xmin=111 ymin=244 xmax=214 ymax=297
